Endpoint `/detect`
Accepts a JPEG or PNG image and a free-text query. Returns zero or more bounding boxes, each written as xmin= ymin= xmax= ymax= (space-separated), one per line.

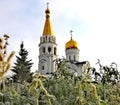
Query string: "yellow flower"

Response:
xmin=91 ymin=84 xmax=98 ymax=98
xmin=0 ymin=54 xmax=4 ymax=62
xmin=0 ymin=38 xmax=3 ymax=43
xmin=4 ymin=50 xmax=7 ymax=55
xmin=3 ymin=45 xmax=6 ymax=49
xmin=7 ymin=51 xmax=15 ymax=63
xmin=0 ymin=44 xmax=3 ymax=50
xmin=5 ymin=63 xmax=11 ymax=72
xmin=4 ymin=34 xmax=10 ymax=40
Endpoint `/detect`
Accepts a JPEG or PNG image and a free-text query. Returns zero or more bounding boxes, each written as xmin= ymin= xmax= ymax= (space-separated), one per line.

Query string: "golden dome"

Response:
xmin=45 ymin=8 xmax=50 ymax=15
xmin=65 ymin=37 xmax=79 ymax=50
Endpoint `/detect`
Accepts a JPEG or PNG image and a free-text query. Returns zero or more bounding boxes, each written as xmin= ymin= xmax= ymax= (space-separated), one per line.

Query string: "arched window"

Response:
xmin=69 ymin=56 xmax=71 ymax=61
xmin=49 ymin=37 xmax=51 ymax=42
xmin=42 ymin=66 xmax=44 ymax=70
xmin=54 ymin=47 xmax=56 ymax=55
xmin=43 ymin=37 xmax=45 ymax=42
xmin=46 ymin=36 xmax=47 ymax=42
xmin=74 ymin=55 xmax=76 ymax=61
xmin=48 ymin=47 xmax=51 ymax=54
xmin=42 ymin=47 xmax=45 ymax=53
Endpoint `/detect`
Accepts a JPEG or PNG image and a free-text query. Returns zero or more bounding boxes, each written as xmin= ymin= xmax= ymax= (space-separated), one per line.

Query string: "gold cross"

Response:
xmin=70 ymin=30 xmax=73 ymax=37
xmin=47 ymin=2 xmax=49 ymax=8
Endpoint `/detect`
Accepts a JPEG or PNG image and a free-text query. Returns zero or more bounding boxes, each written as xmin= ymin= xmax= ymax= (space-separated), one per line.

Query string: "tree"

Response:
xmin=11 ymin=41 xmax=33 ymax=83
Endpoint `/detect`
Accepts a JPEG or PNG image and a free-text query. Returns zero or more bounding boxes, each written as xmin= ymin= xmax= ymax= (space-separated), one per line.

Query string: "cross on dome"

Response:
xmin=47 ymin=2 xmax=49 ymax=9
xmin=70 ymin=30 xmax=73 ymax=39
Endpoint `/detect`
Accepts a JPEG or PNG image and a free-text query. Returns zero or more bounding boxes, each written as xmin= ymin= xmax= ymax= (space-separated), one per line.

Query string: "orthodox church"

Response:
xmin=38 ymin=4 xmax=90 ymax=75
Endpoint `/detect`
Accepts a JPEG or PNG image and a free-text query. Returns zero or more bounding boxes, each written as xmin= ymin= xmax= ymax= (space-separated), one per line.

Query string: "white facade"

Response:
xmin=38 ymin=35 xmax=57 ymax=74
xmin=66 ymin=61 xmax=90 ymax=76
xmin=66 ymin=49 xmax=79 ymax=62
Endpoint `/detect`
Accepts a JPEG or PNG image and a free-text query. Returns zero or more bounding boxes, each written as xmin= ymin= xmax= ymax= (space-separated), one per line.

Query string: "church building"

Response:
xmin=38 ymin=4 xmax=90 ymax=75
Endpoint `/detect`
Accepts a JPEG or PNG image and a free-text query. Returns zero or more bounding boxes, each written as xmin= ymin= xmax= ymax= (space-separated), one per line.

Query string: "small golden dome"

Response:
xmin=45 ymin=8 xmax=50 ymax=15
xmin=65 ymin=37 xmax=79 ymax=50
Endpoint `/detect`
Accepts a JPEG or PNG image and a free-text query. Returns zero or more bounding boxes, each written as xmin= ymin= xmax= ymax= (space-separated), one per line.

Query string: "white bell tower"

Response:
xmin=38 ymin=3 xmax=57 ymax=74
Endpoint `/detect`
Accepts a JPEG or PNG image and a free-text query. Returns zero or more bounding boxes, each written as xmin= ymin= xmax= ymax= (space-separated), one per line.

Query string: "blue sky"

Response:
xmin=0 ymin=0 xmax=120 ymax=71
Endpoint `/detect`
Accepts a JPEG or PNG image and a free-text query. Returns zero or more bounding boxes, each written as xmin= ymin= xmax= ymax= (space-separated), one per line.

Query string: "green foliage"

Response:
xmin=11 ymin=41 xmax=33 ymax=83
xmin=0 ymin=58 xmax=120 ymax=105
xmin=0 ymin=83 xmax=36 ymax=105
xmin=29 ymin=73 xmax=55 ymax=105
xmin=91 ymin=59 xmax=120 ymax=85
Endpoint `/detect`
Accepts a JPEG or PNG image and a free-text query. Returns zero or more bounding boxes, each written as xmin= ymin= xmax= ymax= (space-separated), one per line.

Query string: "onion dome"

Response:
xmin=65 ymin=37 xmax=79 ymax=50
xmin=45 ymin=8 xmax=50 ymax=15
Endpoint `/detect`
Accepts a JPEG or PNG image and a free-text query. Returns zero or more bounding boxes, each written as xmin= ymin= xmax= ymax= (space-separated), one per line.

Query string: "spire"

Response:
xmin=42 ymin=3 xmax=54 ymax=36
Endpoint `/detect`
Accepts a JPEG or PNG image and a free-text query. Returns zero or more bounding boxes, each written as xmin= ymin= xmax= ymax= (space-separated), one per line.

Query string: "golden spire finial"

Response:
xmin=70 ymin=30 xmax=73 ymax=39
xmin=45 ymin=2 xmax=50 ymax=16
xmin=42 ymin=3 xmax=54 ymax=36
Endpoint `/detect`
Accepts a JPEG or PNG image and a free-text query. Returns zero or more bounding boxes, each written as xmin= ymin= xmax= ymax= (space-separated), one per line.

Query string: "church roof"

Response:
xmin=75 ymin=61 xmax=88 ymax=65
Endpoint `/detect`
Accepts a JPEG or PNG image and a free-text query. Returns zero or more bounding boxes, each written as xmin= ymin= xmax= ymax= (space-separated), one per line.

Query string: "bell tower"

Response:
xmin=38 ymin=3 xmax=57 ymax=74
